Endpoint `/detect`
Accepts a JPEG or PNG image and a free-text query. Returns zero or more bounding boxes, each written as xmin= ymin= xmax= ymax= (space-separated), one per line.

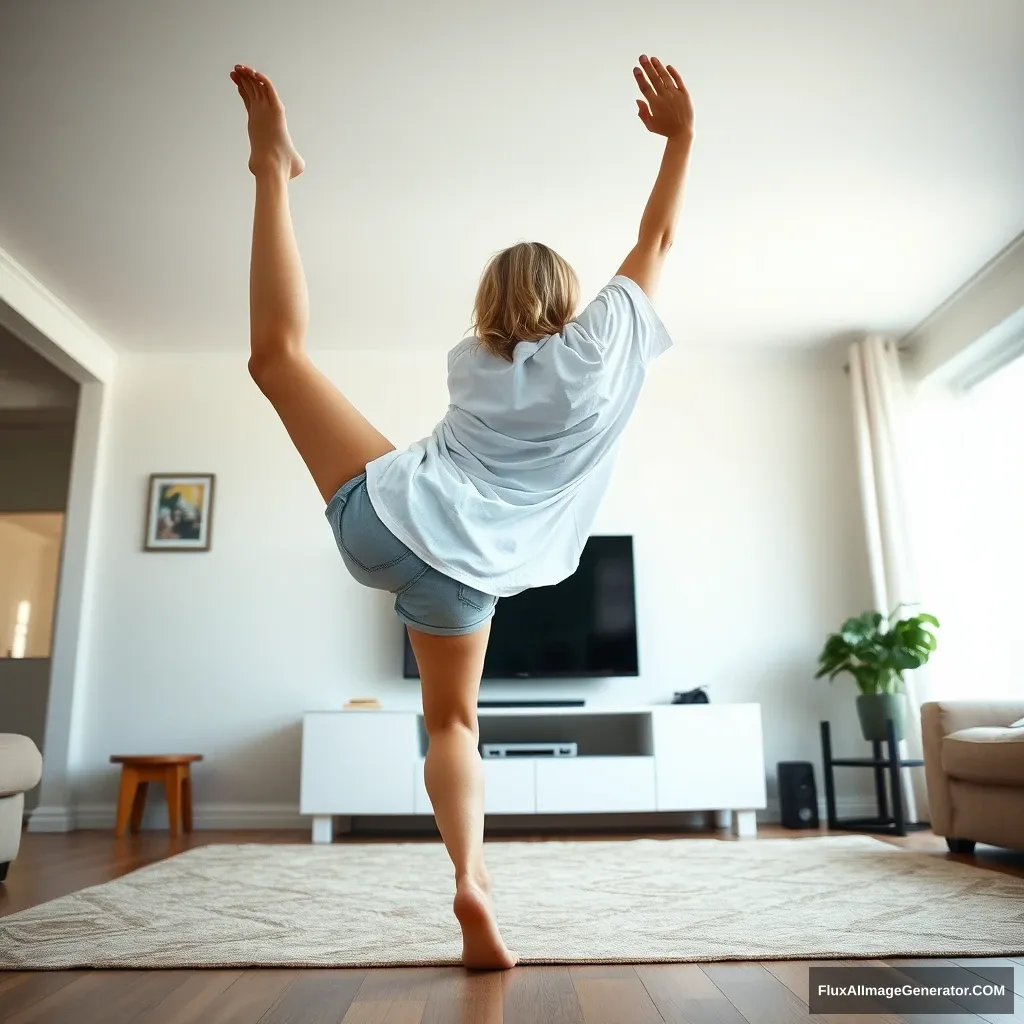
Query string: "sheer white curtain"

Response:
xmin=848 ymin=334 xmax=929 ymax=819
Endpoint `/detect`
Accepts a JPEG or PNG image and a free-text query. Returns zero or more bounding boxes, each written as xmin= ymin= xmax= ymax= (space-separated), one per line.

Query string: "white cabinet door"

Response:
xmin=652 ymin=705 xmax=767 ymax=811
xmin=535 ymin=757 xmax=657 ymax=813
xmin=483 ymin=760 xmax=537 ymax=813
xmin=414 ymin=758 xmax=537 ymax=814
xmin=301 ymin=712 xmax=418 ymax=815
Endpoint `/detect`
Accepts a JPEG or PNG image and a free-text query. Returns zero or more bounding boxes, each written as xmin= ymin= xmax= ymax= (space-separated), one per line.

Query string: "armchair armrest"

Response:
xmin=921 ymin=701 xmax=1024 ymax=837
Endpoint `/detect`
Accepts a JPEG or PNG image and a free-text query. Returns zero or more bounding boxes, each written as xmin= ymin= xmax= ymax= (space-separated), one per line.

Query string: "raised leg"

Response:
xmin=130 ymin=781 xmax=149 ymax=833
xmin=114 ymin=768 xmax=139 ymax=838
xmin=165 ymin=767 xmax=184 ymax=838
xmin=732 ymin=810 xmax=757 ymax=838
xmin=231 ymin=65 xmax=395 ymax=504
xmin=407 ymin=623 xmax=516 ymax=970
xmin=311 ymin=816 xmax=333 ymax=844
xmin=182 ymin=772 xmax=193 ymax=833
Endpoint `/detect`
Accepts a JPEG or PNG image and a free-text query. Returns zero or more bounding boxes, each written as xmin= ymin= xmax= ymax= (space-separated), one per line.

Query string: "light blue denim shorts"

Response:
xmin=325 ymin=473 xmax=498 ymax=637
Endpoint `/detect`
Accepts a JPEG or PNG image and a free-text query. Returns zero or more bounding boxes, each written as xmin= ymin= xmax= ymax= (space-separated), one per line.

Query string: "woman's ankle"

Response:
xmin=455 ymin=867 xmax=491 ymax=894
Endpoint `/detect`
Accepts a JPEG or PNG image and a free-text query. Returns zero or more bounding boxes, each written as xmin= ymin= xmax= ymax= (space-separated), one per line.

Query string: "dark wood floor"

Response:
xmin=1 ymin=827 xmax=1022 ymax=1023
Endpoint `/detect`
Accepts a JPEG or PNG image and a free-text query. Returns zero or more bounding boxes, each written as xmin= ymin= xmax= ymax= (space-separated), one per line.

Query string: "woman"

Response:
xmin=230 ymin=55 xmax=694 ymax=970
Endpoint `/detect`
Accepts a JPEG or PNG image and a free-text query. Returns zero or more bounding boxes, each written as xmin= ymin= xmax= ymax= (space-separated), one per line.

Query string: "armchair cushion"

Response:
xmin=941 ymin=726 xmax=1024 ymax=787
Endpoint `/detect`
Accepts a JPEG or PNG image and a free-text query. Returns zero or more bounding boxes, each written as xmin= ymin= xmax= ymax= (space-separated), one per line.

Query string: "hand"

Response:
xmin=633 ymin=56 xmax=694 ymax=140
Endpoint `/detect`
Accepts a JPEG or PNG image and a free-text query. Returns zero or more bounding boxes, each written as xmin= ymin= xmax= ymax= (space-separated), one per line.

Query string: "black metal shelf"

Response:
xmin=820 ymin=719 xmax=930 ymax=837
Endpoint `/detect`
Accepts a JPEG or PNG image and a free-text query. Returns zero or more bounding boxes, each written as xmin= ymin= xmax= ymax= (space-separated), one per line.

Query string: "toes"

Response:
xmin=231 ymin=82 xmax=248 ymax=109
xmin=234 ymin=65 xmax=257 ymax=103
xmin=230 ymin=70 xmax=251 ymax=110
xmin=242 ymin=75 xmax=259 ymax=105
xmin=253 ymin=71 xmax=282 ymax=108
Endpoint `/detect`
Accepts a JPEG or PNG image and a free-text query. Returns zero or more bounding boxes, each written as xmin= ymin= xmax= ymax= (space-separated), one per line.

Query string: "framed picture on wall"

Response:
xmin=143 ymin=474 xmax=215 ymax=552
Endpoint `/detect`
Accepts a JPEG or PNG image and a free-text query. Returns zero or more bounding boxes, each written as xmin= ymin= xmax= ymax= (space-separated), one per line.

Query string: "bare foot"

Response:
xmin=229 ymin=64 xmax=305 ymax=179
xmin=453 ymin=877 xmax=518 ymax=971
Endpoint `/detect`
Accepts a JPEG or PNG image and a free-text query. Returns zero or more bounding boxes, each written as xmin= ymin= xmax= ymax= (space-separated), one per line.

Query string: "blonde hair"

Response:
xmin=471 ymin=242 xmax=579 ymax=362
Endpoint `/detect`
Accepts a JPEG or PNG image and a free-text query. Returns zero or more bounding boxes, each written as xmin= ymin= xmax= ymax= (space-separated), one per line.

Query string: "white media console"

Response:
xmin=301 ymin=703 xmax=767 ymax=841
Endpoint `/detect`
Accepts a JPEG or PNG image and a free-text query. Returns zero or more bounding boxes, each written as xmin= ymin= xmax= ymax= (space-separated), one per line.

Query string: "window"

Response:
xmin=913 ymin=354 xmax=1024 ymax=699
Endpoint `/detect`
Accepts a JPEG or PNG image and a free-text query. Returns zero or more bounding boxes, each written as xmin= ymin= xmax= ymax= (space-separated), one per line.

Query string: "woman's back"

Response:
xmin=365 ymin=274 xmax=672 ymax=597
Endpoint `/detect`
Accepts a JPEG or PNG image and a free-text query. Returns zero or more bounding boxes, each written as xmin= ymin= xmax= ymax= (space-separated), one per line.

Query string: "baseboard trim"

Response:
xmin=72 ymin=803 xmax=307 ymax=831
xmin=764 ymin=797 xmax=879 ymax=823
xmin=30 ymin=798 xmax=881 ymax=834
xmin=26 ymin=805 xmax=76 ymax=833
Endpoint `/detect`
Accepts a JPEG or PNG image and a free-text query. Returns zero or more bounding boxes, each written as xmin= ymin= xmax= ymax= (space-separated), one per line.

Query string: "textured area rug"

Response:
xmin=1 ymin=836 xmax=1022 ymax=968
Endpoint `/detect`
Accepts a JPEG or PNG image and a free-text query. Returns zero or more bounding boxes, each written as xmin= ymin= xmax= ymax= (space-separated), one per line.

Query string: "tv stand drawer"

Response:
xmin=535 ymin=757 xmax=656 ymax=813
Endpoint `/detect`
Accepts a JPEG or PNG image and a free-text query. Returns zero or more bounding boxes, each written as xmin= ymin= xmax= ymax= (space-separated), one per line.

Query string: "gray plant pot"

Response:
xmin=856 ymin=693 xmax=907 ymax=743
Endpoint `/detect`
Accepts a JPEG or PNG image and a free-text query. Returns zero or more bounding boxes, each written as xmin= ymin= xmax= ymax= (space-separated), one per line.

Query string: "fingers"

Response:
xmin=633 ymin=64 xmax=658 ymax=103
xmin=636 ymin=99 xmax=653 ymax=131
xmin=641 ymin=54 xmax=670 ymax=91
xmin=666 ymin=64 xmax=688 ymax=93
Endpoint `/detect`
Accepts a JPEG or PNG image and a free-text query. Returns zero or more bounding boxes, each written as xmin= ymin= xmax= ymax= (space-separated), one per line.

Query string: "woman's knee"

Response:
xmin=424 ymin=709 xmax=479 ymax=741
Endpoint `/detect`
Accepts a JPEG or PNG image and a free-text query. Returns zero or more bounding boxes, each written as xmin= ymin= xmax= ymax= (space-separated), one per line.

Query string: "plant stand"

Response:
xmin=819 ymin=719 xmax=929 ymax=837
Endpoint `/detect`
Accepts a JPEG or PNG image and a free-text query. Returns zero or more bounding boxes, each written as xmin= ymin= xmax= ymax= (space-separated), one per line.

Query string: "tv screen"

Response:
xmin=403 ymin=535 xmax=639 ymax=679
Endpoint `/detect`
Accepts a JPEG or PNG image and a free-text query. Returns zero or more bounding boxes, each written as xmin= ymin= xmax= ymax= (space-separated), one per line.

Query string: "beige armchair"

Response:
xmin=0 ymin=734 xmax=43 ymax=880
xmin=921 ymin=701 xmax=1024 ymax=853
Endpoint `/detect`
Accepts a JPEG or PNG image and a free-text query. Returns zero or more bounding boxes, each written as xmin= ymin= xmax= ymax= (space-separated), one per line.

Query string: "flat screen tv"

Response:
xmin=403 ymin=535 xmax=639 ymax=679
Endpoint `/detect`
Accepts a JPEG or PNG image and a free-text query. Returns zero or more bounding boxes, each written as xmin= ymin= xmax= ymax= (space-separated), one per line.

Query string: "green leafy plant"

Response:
xmin=815 ymin=608 xmax=939 ymax=695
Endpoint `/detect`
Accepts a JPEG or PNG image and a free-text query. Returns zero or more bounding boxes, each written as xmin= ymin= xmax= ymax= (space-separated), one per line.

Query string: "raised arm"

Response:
xmin=616 ymin=55 xmax=694 ymax=299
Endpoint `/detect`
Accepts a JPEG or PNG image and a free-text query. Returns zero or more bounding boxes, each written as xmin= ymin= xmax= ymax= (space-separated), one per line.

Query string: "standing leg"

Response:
xmin=714 ymin=810 xmax=733 ymax=831
xmin=230 ymin=66 xmax=395 ymax=503
xmin=407 ymin=623 xmax=516 ymax=971
xmin=115 ymin=769 xmax=138 ymax=839
xmin=130 ymin=781 xmax=149 ymax=833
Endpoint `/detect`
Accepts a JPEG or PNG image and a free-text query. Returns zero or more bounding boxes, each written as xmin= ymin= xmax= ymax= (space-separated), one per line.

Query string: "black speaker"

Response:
xmin=778 ymin=761 xmax=819 ymax=829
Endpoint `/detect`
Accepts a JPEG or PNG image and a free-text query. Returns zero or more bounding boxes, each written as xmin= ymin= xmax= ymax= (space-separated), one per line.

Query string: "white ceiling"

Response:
xmin=0 ymin=0 xmax=1022 ymax=353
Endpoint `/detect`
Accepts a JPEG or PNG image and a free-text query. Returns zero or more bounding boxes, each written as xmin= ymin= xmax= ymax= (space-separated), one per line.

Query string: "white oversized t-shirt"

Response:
xmin=364 ymin=275 xmax=672 ymax=597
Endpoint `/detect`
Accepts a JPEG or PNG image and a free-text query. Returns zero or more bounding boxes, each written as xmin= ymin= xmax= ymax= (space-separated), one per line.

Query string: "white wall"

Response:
xmin=71 ymin=346 xmax=874 ymax=825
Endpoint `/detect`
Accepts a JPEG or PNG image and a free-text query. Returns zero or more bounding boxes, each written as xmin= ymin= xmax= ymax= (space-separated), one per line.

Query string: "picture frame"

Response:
xmin=143 ymin=474 xmax=216 ymax=552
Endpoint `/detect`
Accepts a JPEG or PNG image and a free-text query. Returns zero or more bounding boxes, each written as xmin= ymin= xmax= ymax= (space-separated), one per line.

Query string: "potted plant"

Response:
xmin=815 ymin=608 xmax=939 ymax=742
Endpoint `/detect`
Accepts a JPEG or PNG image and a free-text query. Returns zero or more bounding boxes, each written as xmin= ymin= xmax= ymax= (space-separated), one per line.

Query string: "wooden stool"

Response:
xmin=111 ymin=754 xmax=202 ymax=838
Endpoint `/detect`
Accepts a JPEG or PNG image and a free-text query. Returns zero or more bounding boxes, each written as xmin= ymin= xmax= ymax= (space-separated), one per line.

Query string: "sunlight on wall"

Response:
xmin=0 ymin=513 xmax=63 ymax=659
xmin=912 ymin=356 xmax=1024 ymax=700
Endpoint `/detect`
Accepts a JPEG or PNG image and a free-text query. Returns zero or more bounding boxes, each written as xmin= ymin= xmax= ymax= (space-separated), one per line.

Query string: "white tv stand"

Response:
xmin=300 ymin=703 xmax=766 ymax=842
